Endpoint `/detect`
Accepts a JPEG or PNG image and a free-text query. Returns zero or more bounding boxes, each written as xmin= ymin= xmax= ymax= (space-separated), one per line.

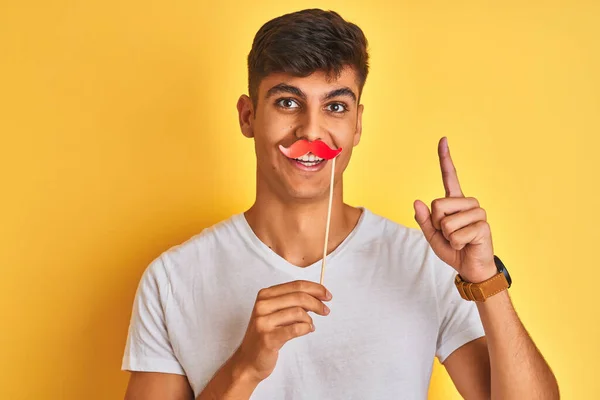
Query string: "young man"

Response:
xmin=122 ymin=9 xmax=559 ymax=400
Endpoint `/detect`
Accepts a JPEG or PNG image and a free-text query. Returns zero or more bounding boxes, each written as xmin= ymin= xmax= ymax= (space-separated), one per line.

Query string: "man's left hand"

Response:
xmin=413 ymin=137 xmax=497 ymax=283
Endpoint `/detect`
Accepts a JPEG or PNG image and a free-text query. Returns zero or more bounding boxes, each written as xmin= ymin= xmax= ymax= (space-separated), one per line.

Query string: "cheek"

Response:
xmin=257 ymin=114 xmax=295 ymax=143
xmin=331 ymin=119 xmax=358 ymax=168
xmin=253 ymin=124 xmax=290 ymax=166
xmin=331 ymin=118 xmax=357 ymax=147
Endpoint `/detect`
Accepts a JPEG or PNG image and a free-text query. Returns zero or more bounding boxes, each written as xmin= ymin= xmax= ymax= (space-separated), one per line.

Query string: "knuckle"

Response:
xmin=482 ymin=220 xmax=491 ymax=232
xmin=295 ymin=292 xmax=308 ymax=303
xmin=257 ymin=288 xmax=268 ymax=300
xmin=441 ymin=218 xmax=451 ymax=232
xmin=255 ymin=300 xmax=267 ymax=315
xmin=449 ymin=233 xmax=458 ymax=248
xmin=293 ymin=306 xmax=305 ymax=318
xmin=293 ymin=280 xmax=304 ymax=291
xmin=292 ymin=324 xmax=304 ymax=336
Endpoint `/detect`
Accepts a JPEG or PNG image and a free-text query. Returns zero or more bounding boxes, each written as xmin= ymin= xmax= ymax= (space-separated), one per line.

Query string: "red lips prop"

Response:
xmin=278 ymin=139 xmax=342 ymax=160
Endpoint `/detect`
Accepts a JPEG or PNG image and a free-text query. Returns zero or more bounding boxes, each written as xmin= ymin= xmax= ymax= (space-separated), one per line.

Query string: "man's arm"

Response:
xmin=442 ymin=337 xmax=490 ymax=399
xmin=443 ymin=291 xmax=559 ymax=400
xmin=124 ymin=372 xmax=193 ymax=400
xmin=195 ymin=350 xmax=260 ymax=400
xmin=123 ymin=352 xmax=259 ymax=400
xmin=413 ymin=137 xmax=560 ymax=399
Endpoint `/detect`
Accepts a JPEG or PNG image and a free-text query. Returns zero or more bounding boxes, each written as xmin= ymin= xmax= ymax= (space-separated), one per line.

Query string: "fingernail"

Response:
xmin=324 ymin=305 xmax=330 ymax=314
xmin=310 ymin=324 xmax=315 ymax=332
xmin=326 ymin=289 xmax=332 ymax=300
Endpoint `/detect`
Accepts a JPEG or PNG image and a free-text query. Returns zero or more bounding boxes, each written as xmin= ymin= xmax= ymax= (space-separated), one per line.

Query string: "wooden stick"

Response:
xmin=320 ymin=156 xmax=336 ymax=285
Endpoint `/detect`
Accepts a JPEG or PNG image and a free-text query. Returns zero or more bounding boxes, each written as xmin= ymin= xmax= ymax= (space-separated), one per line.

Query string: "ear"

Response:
xmin=237 ymin=95 xmax=254 ymax=138
xmin=353 ymin=103 xmax=364 ymax=147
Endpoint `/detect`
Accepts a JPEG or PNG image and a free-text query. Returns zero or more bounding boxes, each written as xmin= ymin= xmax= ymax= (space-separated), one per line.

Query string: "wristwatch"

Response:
xmin=454 ymin=255 xmax=512 ymax=302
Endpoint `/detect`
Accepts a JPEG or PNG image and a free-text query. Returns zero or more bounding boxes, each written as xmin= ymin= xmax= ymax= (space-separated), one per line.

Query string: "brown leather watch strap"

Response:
xmin=454 ymin=272 xmax=509 ymax=302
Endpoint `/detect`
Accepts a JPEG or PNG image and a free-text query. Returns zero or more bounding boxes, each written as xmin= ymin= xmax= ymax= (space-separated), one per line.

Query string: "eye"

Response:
xmin=326 ymin=103 xmax=348 ymax=113
xmin=276 ymin=98 xmax=300 ymax=109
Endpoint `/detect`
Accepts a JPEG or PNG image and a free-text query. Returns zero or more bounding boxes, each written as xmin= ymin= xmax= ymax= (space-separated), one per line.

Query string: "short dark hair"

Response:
xmin=247 ymin=9 xmax=370 ymax=109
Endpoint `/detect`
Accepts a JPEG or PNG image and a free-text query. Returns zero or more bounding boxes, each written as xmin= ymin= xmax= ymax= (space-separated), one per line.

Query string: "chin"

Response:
xmin=259 ymin=165 xmax=332 ymax=201
xmin=284 ymin=183 xmax=330 ymax=201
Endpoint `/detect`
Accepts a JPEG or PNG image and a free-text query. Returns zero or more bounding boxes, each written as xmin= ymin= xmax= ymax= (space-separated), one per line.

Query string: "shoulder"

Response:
xmin=145 ymin=213 xmax=243 ymax=283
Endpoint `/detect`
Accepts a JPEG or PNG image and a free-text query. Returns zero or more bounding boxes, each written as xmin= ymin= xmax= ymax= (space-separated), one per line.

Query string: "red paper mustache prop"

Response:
xmin=278 ymin=139 xmax=342 ymax=160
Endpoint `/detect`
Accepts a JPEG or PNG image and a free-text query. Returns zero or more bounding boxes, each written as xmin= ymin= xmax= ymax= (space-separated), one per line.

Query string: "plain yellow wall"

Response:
xmin=1 ymin=1 xmax=598 ymax=398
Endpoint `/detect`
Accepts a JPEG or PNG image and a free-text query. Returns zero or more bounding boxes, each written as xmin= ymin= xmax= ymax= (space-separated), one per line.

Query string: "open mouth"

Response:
xmin=293 ymin=153 xmax=326 ymax=167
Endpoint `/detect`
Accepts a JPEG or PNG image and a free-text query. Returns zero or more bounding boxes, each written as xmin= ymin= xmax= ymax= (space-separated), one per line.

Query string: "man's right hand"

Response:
xmin=232 ymin=280 xmax=333 ymax=383
xmin=127 ymin=280 xmax=333 ymax=400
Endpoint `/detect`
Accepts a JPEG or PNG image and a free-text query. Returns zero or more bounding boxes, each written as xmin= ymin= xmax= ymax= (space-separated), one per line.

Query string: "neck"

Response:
xmin=244 ymin=179 xmax=362 ymax=268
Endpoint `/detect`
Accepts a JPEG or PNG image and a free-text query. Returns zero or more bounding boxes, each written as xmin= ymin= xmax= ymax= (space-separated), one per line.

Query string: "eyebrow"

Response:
xmin=323 ymin=87 xmax=357 ymax=103
xmin=265 ymin=83 xmax=357 ymax=104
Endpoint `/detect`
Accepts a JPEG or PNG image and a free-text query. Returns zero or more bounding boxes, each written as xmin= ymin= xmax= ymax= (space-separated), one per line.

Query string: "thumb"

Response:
xmin=414 ymin=200 xmax=436 ymax=241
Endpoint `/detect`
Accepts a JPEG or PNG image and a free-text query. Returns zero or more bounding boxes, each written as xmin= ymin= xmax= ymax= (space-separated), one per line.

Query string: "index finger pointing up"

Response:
xmin=438 ymin=137 xmax=464 ymax=198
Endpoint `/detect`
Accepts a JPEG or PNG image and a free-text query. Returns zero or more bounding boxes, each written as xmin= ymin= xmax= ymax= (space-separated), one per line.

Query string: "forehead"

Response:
xmin=258 ymin=66 xmax=360 ymax=98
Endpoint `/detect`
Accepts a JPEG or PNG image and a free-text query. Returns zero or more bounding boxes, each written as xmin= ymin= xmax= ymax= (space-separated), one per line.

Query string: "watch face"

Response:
xmin=494 ymin=255 xmax=512 ymax=287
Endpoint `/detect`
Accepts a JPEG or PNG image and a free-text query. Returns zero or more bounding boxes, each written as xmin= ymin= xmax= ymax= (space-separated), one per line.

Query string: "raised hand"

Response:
xmin=413 ymin=137 xmax=497 ymax=283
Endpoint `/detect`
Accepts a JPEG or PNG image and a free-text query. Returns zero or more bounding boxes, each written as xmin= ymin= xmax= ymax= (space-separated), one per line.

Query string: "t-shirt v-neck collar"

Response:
xmin=232 ymin=207 xmax=370 ymax=279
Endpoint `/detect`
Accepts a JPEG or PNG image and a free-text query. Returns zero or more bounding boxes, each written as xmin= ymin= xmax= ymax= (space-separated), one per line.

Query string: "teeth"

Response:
xmin=296 ymin=153 xmax=323 ymax=162
xmin=294 ymin=153 xmax=324 ymax=167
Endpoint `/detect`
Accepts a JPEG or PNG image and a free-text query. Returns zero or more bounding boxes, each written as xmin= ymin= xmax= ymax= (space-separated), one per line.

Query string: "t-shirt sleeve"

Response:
xmin=121 ymin=255 xmax=185 ymax=375
xmin=433 ymin=253 xmax=486 ymax=363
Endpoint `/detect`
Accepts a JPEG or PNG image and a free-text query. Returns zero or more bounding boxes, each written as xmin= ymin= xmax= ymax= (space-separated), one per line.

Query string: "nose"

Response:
xmin=294 ymin=108 xmax=326 ymax=142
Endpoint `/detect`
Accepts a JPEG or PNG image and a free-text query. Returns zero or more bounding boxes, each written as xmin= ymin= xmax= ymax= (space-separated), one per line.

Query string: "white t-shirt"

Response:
xmin=122 ymin=207 xmax=485 ymax=399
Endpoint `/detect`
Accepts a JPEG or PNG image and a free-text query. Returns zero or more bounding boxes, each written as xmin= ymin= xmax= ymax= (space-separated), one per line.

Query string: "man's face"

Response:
xmin=237 ymin=66 xmax=364 ymax=202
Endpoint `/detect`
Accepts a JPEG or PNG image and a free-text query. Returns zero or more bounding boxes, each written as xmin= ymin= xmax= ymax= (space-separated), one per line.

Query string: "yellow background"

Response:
xmin=1 ymin=1 xmax=598 ymax=398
